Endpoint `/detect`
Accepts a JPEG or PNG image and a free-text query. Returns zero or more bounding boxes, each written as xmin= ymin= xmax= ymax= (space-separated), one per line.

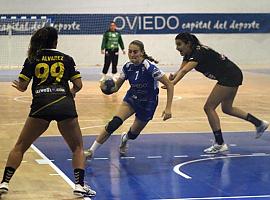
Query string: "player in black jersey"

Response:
xmin=168 ymin=32 xmax=269 ymax=154
xmin=0 ymin=26 xmax=96 ymax=197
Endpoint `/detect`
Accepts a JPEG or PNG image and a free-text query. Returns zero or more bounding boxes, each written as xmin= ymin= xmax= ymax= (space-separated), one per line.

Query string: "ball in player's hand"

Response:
xmin=100 ymin=77 xmax=116 ymax=95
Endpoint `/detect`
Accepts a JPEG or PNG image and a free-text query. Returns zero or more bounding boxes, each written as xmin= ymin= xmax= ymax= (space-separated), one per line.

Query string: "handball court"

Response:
xmin=0 ymin=67 xmax=270 ymax=200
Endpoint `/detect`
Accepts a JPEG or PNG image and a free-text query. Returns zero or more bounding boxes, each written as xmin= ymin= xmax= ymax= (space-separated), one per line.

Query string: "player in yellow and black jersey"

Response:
xmin=0 ymin=26 xmax=96 ymax=198
xmin=20 ymin=47 xmax=81 ymax=121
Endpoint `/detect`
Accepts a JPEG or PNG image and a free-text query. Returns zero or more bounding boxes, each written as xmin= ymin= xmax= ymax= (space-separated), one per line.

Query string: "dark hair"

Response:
xmin=175 ymin=32 xmax=201 ymax=50
xmin=130 ymin=40 xmax=159 ymax=64
xmin=28 ymin=26 xmax=58 ymax=62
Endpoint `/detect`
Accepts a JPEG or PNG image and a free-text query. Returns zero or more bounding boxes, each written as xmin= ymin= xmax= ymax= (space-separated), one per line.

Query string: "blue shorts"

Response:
xmin=123 ymin=93 xmax=158 ymax=122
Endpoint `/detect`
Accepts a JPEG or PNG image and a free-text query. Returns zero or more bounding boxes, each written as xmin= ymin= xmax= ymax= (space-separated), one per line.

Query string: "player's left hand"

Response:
xmin=161 ymin=110 xmax=172 ymax=121
xmin=12 ymin=80 xmax=26 ymax=92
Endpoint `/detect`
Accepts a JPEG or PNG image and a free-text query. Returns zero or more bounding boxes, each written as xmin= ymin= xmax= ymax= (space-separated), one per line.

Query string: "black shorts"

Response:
xmin=29 ymin=95 xmax=78 ymax=122
xmin=217 ymin=62 xmax=243 ymax=87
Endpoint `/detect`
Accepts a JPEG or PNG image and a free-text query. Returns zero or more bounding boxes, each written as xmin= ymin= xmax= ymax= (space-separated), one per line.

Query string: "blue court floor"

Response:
xmin=34 ymin=131 xmax=270 ymax=200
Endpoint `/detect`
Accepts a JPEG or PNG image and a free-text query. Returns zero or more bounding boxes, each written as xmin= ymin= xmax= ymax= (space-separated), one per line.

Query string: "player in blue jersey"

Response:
xmin=84 ymin=40 xmax=174 ymax=158
xmin=166 ymin=32 xmax=269 ymax=154
xmin=0 ymin=26 xmax=96 ymax=197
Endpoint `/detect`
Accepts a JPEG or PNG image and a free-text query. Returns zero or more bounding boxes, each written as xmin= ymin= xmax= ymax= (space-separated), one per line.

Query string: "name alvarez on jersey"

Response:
xmin=19 ymin=49 xmax=81 ymax=98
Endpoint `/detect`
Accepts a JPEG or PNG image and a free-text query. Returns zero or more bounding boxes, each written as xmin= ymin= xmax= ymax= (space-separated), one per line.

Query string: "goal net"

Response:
xmin=0 ymin=16 xmax=51 ymax=69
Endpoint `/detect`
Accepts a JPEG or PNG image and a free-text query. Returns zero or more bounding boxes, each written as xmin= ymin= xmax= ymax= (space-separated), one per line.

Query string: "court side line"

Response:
xmin=31 ymin=144 xmax=92 ymax=200
xmin=173 ymin=154 xmax=270 ymax=179
xmin=153 ymin=194 xmax=270 ymax=199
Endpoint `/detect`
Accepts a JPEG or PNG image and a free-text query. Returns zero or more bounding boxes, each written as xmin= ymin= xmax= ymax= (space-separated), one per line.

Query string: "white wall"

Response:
xmin=1 ymin=0 xmax=270 ymax=68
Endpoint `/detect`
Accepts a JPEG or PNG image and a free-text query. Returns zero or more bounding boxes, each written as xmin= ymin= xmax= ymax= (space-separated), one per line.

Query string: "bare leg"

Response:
xmin=204 ymin=84 xmax=233 ymax=131
xmin=57 ymin=118 xmax=84 ymax=169
xmin=221 ymin=87 xmax=249 ymax=119
xmin=95 ymin=101 xmax=135 ymax=144
xmin=119 ymin=117 xmax=148 ymax=155
xmin=1 ymin=117 xmax=49 ymax=186
xmin=6 ymin=117 xmax=50 ymax=169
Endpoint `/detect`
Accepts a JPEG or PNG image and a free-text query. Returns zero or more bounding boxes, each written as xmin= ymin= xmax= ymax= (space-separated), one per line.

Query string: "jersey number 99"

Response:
xmin=35 ymin=62 xmax=65 ymax=85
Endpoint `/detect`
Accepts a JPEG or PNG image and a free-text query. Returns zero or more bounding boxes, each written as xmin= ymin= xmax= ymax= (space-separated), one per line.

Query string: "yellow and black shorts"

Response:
xmin=29 ymin=95 xmax=78 ymax=122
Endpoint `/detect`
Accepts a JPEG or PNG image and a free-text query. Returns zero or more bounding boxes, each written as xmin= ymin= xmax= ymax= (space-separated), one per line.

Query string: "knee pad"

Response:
xmin=127 ymin=129 xmax=139 ymax=140
xmin=105 ymin=116 xmax=123 ymax=135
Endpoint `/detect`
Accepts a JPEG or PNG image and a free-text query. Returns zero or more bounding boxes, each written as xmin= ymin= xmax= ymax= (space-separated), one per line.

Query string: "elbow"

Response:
xmin=78 ymin=81 xmax=83 ymax=90
xmin=74 ymin=81 xmax=82 ymax=91
xmin=76 ymin=83 xmax=83 ymax=91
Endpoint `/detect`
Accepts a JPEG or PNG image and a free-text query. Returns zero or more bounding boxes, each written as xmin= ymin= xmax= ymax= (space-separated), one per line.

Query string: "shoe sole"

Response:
xmin=0 ymin=189 xmax=8 ymax=195
xmin=84 ymin=150 xmax=93 ymax=160
xmin=73 ymin=191 xmax=96 ymax=197
xmin=255 ymin=122 xmax=269 ymax=139
xmin=204 ymin=147 xmax=229 ymax=154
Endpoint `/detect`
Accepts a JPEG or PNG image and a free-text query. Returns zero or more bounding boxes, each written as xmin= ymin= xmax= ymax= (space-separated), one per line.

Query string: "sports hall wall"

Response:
xmin=0 ymin=0 xmax=270 ymax=69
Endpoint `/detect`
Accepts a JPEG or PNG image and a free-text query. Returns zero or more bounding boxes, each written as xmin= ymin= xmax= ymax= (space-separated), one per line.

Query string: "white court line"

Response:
xmin=153 ymin=194 xmax=270 ymax=199
xmin=174 ymin=155 xmax=188 ymax=158
xmin=93 ymin=157 xmax=109 ymax=160
xmin=147 ymin=156 xmax=162 ymax=159
xmin=80 ymin=120 xmax=246 ymax=130
xmin=173 ymin=154 xmax=270 ymax=179
xmin=31 ymin=144 xmax=92 ymax=200
xmin=120 ymin=156 xmax=135 ymax=159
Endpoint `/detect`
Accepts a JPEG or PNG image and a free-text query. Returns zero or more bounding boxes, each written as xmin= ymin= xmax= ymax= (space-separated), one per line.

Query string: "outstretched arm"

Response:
xmin=169 ymin=61 xmax=188 ymax=80
xmin=158 ymin=74 xmax=174 ymax=121
xmin=172 ymin=61 xmax=197 ymax=85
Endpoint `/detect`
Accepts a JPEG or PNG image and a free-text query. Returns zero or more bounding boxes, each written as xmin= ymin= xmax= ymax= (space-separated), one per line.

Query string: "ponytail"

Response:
xmin=28 ymin=26 xmax=58 ymax=62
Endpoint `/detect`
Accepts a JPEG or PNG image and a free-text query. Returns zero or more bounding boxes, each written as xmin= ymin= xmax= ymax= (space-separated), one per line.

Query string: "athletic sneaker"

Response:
xmin=119 ymin=132 xmax=128 ymax=155
xmin=84 ymin=149 xmax=93 ymax=160
xmin=255 ymin=120 xmax=269 ymax=139
xmin=73 ymin=184 xmax=96 ymax=197
xmin=0 ymin=182 xmax=9 ymax=195
xmin=204 ymin=143 xmax=229 ymax=154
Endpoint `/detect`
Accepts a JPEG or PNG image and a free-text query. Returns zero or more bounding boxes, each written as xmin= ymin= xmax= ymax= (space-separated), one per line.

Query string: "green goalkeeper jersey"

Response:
xmin=101 ymin=30 xmax=125 ymax=50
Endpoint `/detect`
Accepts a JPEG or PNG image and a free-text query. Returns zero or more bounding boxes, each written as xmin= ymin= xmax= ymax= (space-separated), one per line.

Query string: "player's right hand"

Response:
xmin=169 ymin=73 xmax=175 ymax=81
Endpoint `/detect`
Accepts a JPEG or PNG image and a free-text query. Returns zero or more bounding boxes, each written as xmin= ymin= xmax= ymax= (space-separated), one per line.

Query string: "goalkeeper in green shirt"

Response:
xmin=101 ymin=21 xmax=125 ymax=81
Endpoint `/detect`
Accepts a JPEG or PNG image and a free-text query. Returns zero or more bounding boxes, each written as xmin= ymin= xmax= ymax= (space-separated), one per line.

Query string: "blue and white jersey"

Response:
xmin=120 ymin=59 xmax=165 ymax=101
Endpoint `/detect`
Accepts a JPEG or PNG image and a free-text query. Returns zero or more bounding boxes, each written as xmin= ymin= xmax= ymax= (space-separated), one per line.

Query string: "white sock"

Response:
xmin=122 ymin=133 xmax=129 ymax=143
xmin=90 ymin=141 xmax=102 ymax=154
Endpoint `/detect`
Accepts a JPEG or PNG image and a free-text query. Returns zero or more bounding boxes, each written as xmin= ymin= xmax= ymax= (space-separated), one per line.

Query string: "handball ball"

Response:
xmin=100 ymin=77 xmax=116 ymax=95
